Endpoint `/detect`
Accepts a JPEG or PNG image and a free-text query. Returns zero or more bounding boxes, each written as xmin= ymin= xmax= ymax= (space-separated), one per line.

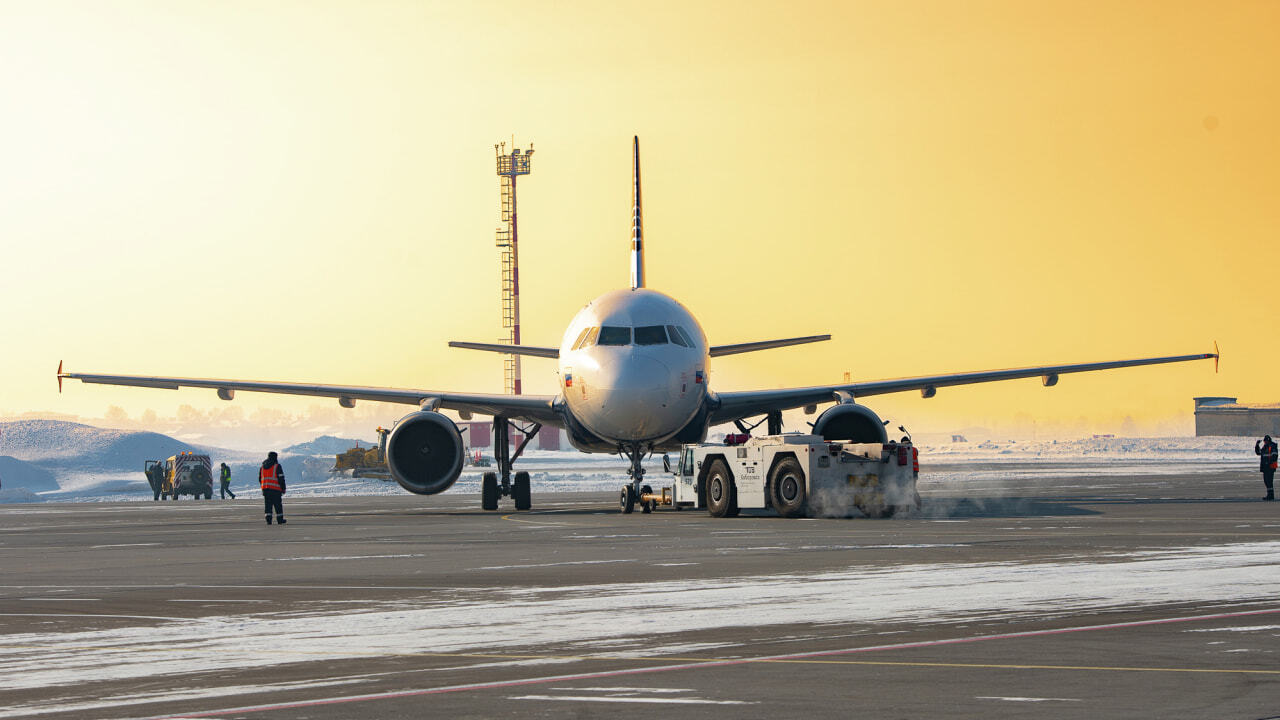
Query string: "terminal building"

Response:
xmin=1194 ymin=397 xmax=1280 ymax=436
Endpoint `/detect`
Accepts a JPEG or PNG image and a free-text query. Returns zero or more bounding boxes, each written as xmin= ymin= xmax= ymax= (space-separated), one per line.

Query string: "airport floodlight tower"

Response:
xmin=495 ymin=141 xmax=534 ymax=395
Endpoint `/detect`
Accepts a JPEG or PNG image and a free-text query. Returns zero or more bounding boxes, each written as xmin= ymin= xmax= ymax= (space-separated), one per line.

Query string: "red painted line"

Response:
xmin=151 ymin=607 xmax=1280 ymax=719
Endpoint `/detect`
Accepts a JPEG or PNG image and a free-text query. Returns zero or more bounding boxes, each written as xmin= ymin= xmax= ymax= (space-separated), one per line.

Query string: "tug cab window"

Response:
xmin=597 ymin=326 xmax=631 ymax=346
xmin=634 ymin=325 xmax=669 ymax=345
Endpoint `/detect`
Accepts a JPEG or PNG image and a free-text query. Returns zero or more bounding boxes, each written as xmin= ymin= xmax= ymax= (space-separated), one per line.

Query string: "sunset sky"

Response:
xmin=2 ymin=0 xmax=1276 ymax=437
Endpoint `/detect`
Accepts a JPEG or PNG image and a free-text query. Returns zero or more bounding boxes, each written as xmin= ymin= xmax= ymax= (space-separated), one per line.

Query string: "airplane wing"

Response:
xmin=710 ymin=334 xmax=831 ymax=357
xmin=57 ymin=365 xmax=562 ymax=426
xmin=447 ymin=341 xmax=560 ymax=359
xmin=708 ymin=350 xmax=1218 ymax=425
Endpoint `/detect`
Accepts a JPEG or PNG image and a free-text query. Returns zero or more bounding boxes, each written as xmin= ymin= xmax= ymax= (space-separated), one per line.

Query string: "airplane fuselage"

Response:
xmin=557 ymin=288 xmax=709 ymax=447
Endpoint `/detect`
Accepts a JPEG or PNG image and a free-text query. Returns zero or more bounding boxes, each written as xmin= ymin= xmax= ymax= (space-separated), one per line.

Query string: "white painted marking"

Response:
xmin=89 ymin=543 xmax=160 ymax=549
xmin=20 ymin=598 xmax=99 ymax=602
xmin=168 ymin=599 xmax=270 ymax=604
xmin=511 ymin=694 xmax=753 ymax=705
xmin=976 ymin=697 xmax=1081 ymax=703
xmin=474 ymin=559 xmax=635 ymax=571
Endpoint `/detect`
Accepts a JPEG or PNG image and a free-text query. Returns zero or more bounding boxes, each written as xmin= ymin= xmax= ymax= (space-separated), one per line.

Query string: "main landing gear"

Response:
xmin=481 ymin=416 xmax=541 ymax=512
xmin=618 ymin=443 xmax=657 ymax=514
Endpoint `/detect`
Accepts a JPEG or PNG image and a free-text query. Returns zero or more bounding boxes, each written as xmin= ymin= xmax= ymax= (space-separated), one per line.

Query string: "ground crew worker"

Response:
xmin=219 ymin=462 xmax=236 ymax=500
xmin=1255 ymin=436 xmax=1276 ymax=501
xmin=259 ymin=451 xmax=287 ymax=524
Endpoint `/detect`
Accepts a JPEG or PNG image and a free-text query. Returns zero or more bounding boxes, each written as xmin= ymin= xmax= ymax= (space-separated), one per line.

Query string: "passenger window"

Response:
xmin=571 ymin=327 xmax=592 ymax=350
xmin=666 ymin=325 xmax=689 ymax=347
xmin=634 ymin=325 xmax=668 ymax=345
xmin=597 ymin=326 xmax=631 ymax=346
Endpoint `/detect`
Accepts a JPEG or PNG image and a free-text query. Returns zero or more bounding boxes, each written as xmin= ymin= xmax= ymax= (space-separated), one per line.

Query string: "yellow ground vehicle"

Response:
xmin=333 ymin=428 xmax=391 ymax=479
xmin=144 ymin=452 xmax=213 ymax=500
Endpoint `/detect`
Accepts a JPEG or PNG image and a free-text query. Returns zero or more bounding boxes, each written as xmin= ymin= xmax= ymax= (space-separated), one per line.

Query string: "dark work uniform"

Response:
xmin=1254 ymin=439 xmax=1276 ymax=501
xmin=259 ymin=457 xmax=287 ymax=524
xmin=219 ymin=465 xmax=236 ymax=499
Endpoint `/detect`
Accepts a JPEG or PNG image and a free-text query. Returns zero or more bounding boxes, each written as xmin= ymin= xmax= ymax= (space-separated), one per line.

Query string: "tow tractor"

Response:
xmin=625 ymin=433 xmax=919 ymax=518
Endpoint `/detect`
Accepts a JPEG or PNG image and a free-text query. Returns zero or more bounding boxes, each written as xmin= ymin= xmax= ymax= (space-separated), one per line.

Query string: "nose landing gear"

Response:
xmin=618 ymin=444 xmax=658 ymax=514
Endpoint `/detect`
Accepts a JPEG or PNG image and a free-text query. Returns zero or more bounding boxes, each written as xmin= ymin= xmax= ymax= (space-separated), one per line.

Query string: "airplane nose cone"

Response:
xmin=588 ymin=354 xmax=677 ymax=439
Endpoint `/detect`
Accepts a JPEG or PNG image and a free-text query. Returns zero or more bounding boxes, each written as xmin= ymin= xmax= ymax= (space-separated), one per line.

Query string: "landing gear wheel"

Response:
xmin=513 ymin=471 xmax=532 ymax=511
xmin=619 ymin=484 xmax=636 ymax=514
xmin=640 ymin=484 xmax=654 ymax=514
xmin=481 ymin=472 xmax=499 ymax=511
xmin=705 ymin=460 xmax=735 ymax=518
xmin=770 ymin=457 xmax=808 ymax=518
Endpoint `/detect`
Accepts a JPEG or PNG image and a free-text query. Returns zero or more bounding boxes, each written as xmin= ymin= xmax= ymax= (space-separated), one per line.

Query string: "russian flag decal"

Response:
xmin=695 ymin=370 xmax=704 ymax=384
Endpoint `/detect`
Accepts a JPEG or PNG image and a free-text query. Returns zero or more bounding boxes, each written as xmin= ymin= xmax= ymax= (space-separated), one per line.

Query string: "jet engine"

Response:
xmin=385 ymin=411 xmax=465 ymax=495
xmin=812 ymin=402 xmax=889 ymax=444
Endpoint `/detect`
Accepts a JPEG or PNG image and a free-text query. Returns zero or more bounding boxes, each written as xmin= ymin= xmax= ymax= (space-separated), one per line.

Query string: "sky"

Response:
xmin=1 ymin=0 xmax=1276 ymax=439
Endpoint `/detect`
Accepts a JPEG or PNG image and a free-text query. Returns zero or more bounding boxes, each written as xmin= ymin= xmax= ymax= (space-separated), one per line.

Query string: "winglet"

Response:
xmin=57 ymin=360 xmax=63 ymax=393
xmin=1213 ymin=340 xmax=1220 ymax=373
xmin=630 ymin=136 xmax=645 ymax=290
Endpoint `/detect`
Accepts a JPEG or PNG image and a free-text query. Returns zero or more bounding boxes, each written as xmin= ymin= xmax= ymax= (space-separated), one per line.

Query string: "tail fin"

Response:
xmin=630 ymin=136 xmax=645 ymax=289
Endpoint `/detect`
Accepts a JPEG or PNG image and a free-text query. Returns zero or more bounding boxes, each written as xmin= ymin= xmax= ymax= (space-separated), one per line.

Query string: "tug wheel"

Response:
xmin=706 ymin=460 xmax=735 ymax=518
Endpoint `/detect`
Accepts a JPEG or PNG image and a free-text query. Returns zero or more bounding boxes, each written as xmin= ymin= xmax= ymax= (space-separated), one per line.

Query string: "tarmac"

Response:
xmin=1 ymin=465 xmax=1278 ymax=719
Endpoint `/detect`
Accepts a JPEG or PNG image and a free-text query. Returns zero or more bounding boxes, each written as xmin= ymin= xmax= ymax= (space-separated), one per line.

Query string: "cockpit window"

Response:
xmin=634 ymin=325 xmax=668 ymax=345
xmin=571 ymin=327 xmax=592 ymax=350
xmin=583 ymin=327 xmax=599 ymax=347
xmin=597 ymin=326 xmax=631 ymax=346
xmin=674 ymin=326 xmax=696 ymax=347
xmin=666 ymin=325 xmax=689 ymax=347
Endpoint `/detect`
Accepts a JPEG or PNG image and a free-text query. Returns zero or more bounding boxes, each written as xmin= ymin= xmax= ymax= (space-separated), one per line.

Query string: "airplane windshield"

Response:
xmin=666 ymin=325 xmax=689 ymax=347
xmin=634 ymin=325 xmax=668 ymax=345
xmin=597 ymin=326 xmax=631 ymax=346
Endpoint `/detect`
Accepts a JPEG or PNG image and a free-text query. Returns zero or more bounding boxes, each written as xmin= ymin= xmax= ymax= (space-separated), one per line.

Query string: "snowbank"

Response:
xmin=0 ymin=420 xmax=198 ymax=470
xmin=0 ymin=456 xmax=57 ymax=492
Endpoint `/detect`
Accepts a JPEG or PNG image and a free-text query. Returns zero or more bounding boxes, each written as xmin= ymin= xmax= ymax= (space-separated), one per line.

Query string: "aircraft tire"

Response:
xmin=481 ymin=473 xmax=499 ymax=510
xmin=513 ymin=471 xmax=532 ymax=511
xmin=619 ymin=485 xmax=636 ymax=514
xmin=640 ymin=484 xmax=654 ymax=513
xmin=705 ymin=460 xmax=734 ymax=518
xmin=770 ymin=457 xmax=808 ymax=518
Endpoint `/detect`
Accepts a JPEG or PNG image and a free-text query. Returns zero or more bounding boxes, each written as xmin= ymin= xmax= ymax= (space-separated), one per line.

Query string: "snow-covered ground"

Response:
xmin=1 ymin=541 xmax=1276 ymax=699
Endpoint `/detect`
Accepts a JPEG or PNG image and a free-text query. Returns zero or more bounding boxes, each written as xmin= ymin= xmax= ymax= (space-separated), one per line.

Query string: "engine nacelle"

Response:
xmin=385 ymin=411 xmax=465 ymax=495
xmin=812 ymin=402 xmax=889 ymax=444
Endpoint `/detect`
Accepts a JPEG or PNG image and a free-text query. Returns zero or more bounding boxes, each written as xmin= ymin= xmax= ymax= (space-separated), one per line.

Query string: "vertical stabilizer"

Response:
xmin=630 ymin=136 xmax=645 ymax=289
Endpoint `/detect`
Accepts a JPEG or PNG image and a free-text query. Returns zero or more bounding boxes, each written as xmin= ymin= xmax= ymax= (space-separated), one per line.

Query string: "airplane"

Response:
xmin=58 ymin=137 xmax=1219 ymax=514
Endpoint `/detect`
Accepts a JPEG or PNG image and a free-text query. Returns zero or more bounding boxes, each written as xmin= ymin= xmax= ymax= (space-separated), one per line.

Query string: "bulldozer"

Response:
xmin=333 ymin=428 xmax=391 ymax=479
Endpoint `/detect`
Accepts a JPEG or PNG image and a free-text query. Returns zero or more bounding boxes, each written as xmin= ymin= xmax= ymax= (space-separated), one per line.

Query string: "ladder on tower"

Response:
xmin=496 ymin=173 xmax=517 ymax=394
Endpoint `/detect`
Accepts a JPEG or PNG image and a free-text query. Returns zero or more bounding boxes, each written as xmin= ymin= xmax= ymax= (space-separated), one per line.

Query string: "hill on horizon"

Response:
xmin=0 ymin=419 xmax=200 ymax=471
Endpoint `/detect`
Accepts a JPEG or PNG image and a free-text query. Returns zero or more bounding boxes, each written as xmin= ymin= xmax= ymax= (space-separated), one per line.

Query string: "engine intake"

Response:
xmin=386 ymin=411 xmax=465 ymax=495
xmin=812 ymin=402 xmax=888 ymax=444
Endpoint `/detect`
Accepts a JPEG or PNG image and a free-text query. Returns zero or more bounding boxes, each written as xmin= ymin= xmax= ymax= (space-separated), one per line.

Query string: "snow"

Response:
xmin=0 ymin=541 xmax=1275 ymax=692
xmin=0 ymin=456 xmax=56 ymax=492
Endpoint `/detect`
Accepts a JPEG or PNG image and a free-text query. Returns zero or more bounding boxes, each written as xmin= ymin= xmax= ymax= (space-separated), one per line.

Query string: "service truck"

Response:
xmin=144 ymin=452 xmax=214 ymax=500
xmin=649 ymin=433 xmax=919 ymax=518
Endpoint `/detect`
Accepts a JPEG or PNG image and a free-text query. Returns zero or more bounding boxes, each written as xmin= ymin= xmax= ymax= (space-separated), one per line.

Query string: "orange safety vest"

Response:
xmin=912 ymin=447 xmax=919 ymax=475
xmin=259 ymin=464 xmax=282 ymax=492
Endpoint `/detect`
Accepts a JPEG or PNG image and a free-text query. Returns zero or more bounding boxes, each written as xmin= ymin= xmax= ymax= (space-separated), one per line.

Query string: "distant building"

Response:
xmin=1194 ymin=397 xmax=1280 ymax=436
